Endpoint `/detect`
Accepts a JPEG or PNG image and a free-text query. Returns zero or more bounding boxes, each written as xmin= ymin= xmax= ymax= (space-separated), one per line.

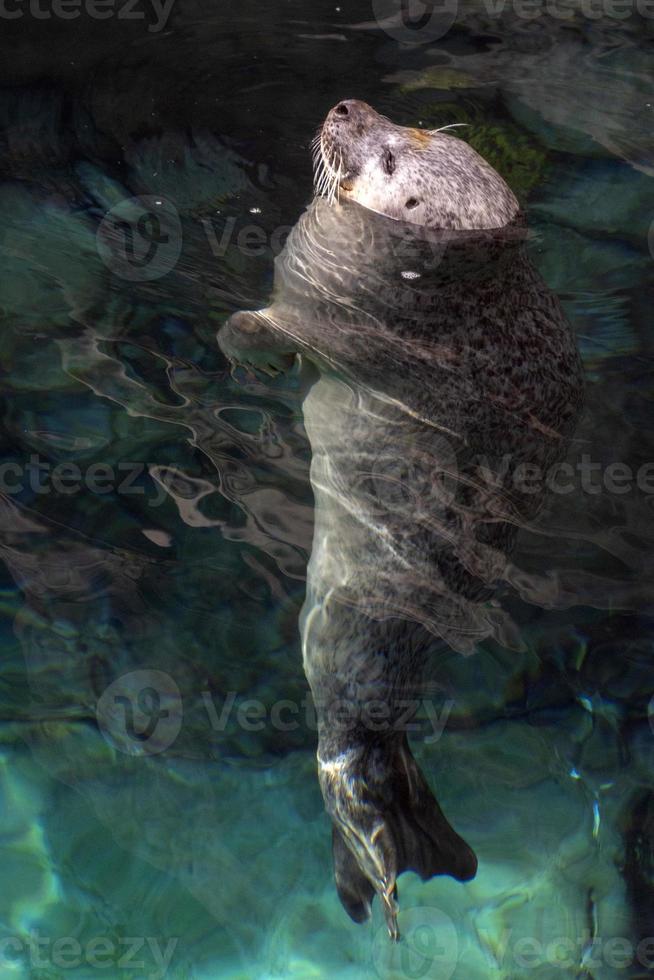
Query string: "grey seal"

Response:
xmin=217 ymin=100 xmax=582 ymax=939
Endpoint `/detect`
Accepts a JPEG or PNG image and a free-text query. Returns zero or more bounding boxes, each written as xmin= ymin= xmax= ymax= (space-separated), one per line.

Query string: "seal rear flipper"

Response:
xmin=320 ymin=736 xmax=477 ymax=939
xmin=332 ymin=824 xmax=376 ymax=923
xmin=389 ymin=736 xmax=478 ymax=884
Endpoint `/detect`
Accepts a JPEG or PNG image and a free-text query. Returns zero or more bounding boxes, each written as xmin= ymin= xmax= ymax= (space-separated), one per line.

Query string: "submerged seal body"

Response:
xmin=218 ymin=101 xmax=582 ymax=938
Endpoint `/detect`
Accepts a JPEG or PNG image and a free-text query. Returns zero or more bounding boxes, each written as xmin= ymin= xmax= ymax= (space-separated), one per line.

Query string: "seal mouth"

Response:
xmin=312 ymin=128 xmax=354 ymax=204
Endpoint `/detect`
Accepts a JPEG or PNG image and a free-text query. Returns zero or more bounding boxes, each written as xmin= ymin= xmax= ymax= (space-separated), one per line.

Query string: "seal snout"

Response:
xmin=328 ymin=99 xmax=372 ymax=125
xmin=325 ymin=99 xmax=380 ymax=142
xmin=319 ymin=99 xmax=383 ymax=196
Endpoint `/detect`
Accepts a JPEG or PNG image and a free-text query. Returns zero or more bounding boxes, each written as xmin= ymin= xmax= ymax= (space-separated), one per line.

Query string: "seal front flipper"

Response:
xmin=217 ymin=309 xmax=297 ymax=375
xmin=320 ymin=735 xmax=477 ymax=940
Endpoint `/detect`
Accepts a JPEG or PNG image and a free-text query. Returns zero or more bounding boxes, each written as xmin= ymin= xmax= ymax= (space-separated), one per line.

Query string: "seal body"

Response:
xmin=217 ymin=102 xmax=582 ymax=938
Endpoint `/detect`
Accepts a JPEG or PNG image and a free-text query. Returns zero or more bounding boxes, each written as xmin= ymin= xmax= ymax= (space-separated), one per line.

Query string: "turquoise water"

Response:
xmin=1 ymin=2 xmax=654 ymax=978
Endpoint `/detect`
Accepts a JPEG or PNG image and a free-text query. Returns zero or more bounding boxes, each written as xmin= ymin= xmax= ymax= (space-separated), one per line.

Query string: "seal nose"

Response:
xmin=330 ymin=99 xmax=369 ymax=124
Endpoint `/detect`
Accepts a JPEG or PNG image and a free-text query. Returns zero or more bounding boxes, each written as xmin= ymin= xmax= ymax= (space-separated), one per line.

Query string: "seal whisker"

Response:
xmin=318 ymin=164 xmax=331 ymax=199
xmin=335 ymin=150 xmax=344 ymax=205
xmin=333 ymin=156 xmax=344 ymax=205
xmin=328 ymin=156 xmax=340 ymax=205
xmin=317 ymin=131 xmax=346 ymax=207
xmin=429 ymin=123 xmax=470 ymax=134
xmin=315 ymin=155 xmax=329 ymax=196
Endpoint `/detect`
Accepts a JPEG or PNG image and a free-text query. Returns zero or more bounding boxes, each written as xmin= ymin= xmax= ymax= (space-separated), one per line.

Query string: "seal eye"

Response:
xmin=405 ymin=197 xmax=419 ymax=209
xmin=383 ymin=149 xmax=396 ymax=176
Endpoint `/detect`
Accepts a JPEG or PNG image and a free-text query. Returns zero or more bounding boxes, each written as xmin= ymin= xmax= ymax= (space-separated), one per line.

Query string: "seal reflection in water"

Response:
xmin=218 ymin=101 xmax=583 ymax=939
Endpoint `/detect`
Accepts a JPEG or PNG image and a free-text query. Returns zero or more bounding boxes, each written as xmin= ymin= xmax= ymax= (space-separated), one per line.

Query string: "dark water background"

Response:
xmin=0 ymin=1 xmax=653 ymax=977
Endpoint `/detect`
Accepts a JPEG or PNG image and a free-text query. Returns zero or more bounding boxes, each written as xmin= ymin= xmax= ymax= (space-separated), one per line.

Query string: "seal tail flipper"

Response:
xmin=389 ymin=735 xmax=478 ymax=885
xmin=323 ymin=736 xmax=477 ymax=938
xmin=332 ymin=824 xmax=376 ymax=923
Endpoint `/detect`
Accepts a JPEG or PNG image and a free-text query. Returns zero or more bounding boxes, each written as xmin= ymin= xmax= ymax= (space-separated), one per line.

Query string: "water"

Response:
xmin=0 ymin=2 xmax=653 ymax=978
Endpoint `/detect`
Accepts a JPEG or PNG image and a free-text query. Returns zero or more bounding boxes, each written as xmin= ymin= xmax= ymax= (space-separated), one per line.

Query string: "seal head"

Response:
xmin=317 ymin=99 xmax=519 ymax=230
